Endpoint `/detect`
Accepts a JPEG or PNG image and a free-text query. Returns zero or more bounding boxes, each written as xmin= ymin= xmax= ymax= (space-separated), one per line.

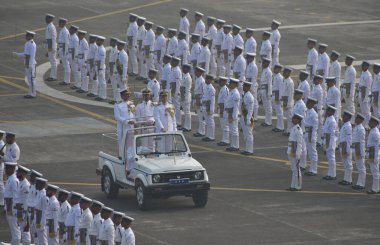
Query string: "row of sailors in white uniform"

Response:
xmin=3 ymin=163 xmax=135 ymax=245
xmin=287 ymin=102 xmax=380 ymax=194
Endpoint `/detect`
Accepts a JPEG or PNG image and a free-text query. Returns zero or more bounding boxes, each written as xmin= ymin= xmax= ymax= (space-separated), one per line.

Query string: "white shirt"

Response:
xmin=339 ymin=121 xmax=352 ymax=153
xmin=259 ymin=39 xmax=272 ymax=60
xmin=232 ymin=34 xmax=244 ymax=49
xmin=306 ymin=48 xmax=318 ymax=75
xmin=214 ymin=28 xmax=224 ymax=47
xmin=208 ymin=25 xmax=217 ymax=49
xmin=175 ymin=39 xmax=189 ymax=63
xmin=121 ymin=227 xmax=135 ymax=245
xmin=58 ymin=200 xmax=71 ymax=223
xmin=153 ymin=102 xmax=177 ymax=132
xmin=147 ymin=79 xmax=160 ymax=102
xmin=78 ymin=38 xmax=89 ymax=64
xmin=15 ymin=40 xmax=37 ymax=67
xmin=89 ymin=213 xmax=103 ymax=236
xmin=65 ymin=203 xmax=81 ymax=231
xmin=58 ymin=27 xmax=70 ymax=56
xmin=169 ymin=66 xmax=182 ymax=96
xmin=3 ymin=142 xmax=20 ymax=162
xmin=304 ymin=108 xmax=318 ymax=140
xmin=190 ymin=42 xmax=201 ymax=61
xmin=126 ymin=21 xmax=138 ymax=48
xmin=95 ymin=45 xmax=106 ymax=70
xmin=326 ymin=85 xmax=341 ymax=109
xmin=272 ymin=73 xmax=283 ymax=91
xmin=281 ymin=77 xmax=294 ymax=109
xmin=194 ymin=75 xmax=205 ymax=96
xmin=292 ymin=99 xmax=306 ymax=118
xmin=143 ymin=29 xmax=155 ymax=51
xmin=311 ymin=84 xmax=324 ymax=110
xmin=136 ymin=25 xmax=146 ymax=50
xmin=270 ymin=29 xmax=281 ymax=54
xmin=115 ymin=224 xmax=124 ymax=243
xmin=316 ymin=52 xmax=330 ymax=78
xmin=45 ymin=195 xmax=60 ymax=233
xmin=246 ymin=61 xmax=258 ymax=85
xmin=88 ymin=42 xmax=98 ymax=60
xmin=218 ymin=85 xmax=229 ymax=104
xmin=114 ymin=101 xmax=135 ymax=130
xmin=45 ymin=22 xmax=57 ymax=50
xmin=99 ymin=218 xmax=115 ymax=242
xmin=298 ymin=80 xmax=310 ymax=101
xmin=342 ymin=65 xmax=356 ymax=97
xmin=367 ymin=127 xmax=380 ymax=161
xmin=68 ymin=33 xmax=79 ymax=58
xmin=201 ymin=83 xmax=216 ymax=113
xmin=329 ymin=60 xmax=341 ymax=87
xmin=240 ymin=91 xmax=254 ymax=124
xmin=359 ymin=70 xmax=372 ymax=102
xmin=136 ymin=100 xmax=155 ymax=124
xmin=233 ymin=55 xmax=246 ymax=81
xmin=35 ymin=189 xmax=48 ymax=227
xmin=154 ymin=34 xmax=166 ymax=61
xmin=198 ymin=45 xmax=211 ymax=73
xmin=116 ymin=49 xmax=129 ymax=81
xmin=224 ymin=88 xmax=240 ymax=119
xmin=78 ymin=208 xmax=93 ymax=230
xmin=14 ymin=178 xmax=30 ymax=208
xmin=194 ymin=20 xmax=206 ymax=38
xmin=260 ymin=67 xmax=272 ymax=96
xmin=288 ymin=124 xmax=303 ymax=159
xmin=179 ymin=16 xmax=190 ymax=36
xmin=244 ymin=37 xmax=257 ymax=55
xmin=167 ymin=36 xmax=178 ymax=55
xmin=221 ymin=33 xmax=233 ymax=61
xmin=161 ymin=63 xmax=172 ymax=81
xmin=181 ymin=72 xmax=192 ymax=102
xmin=323 ymin=115 xmax=337 ymax=149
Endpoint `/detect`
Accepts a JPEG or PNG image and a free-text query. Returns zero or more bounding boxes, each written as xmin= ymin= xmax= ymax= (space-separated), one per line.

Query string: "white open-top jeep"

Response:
xmin=96 ymin=126 xmax=211 ymax=210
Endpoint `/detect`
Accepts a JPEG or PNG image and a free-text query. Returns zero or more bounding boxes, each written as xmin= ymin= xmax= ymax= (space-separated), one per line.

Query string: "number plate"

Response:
xmin=169 ymin=178 xmax=190 ymax=185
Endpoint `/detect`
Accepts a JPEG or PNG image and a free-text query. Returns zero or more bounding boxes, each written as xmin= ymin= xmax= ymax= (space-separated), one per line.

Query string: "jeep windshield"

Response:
xmin=136 ymin=134 xmax=188 ymax=155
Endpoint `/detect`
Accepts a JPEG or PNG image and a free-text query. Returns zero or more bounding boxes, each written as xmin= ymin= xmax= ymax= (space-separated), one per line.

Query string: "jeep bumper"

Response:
xmin=147 ymin=182 xmax=210 ymax=197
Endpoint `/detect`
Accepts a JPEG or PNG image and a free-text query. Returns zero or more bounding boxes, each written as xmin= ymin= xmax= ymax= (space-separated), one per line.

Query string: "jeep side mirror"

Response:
xmin=188 ymin=153 xmax=192 ymax=157
xmin=135 ymin=158 xmax=138 ymax=161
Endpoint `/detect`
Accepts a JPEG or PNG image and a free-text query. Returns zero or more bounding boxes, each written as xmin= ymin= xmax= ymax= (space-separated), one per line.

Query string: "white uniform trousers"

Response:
xmin=209 ymin=50 xmax=217 ymax=77
xmin=260 ymin=89 xmax=272 ymax=125
xmin=369 ymin=160 xmax=380 ymax=192
xmin=196 ymin=107 xmax=206 ymax=135
xmin=171 ymin=96 xmax=181 ymax=126
xmin=219 ymin=114 xmax=230 ymax=144
xmin=36 ymin=225 xmax=48 ymax=245
xmin=87 ymin=63 xmax=98 ymax=95
xmin=240 ymin=117 xmax=254 ymax=153
xmin=340 ymin=147 xmax=353 ymax=182
xmin=128 ymin=46 xmax=138 ymax=74
xmin=272 ymin=97 xmax=284 ymax=130
xmin=0 ymin=182 xmax=4 ymax=206
xmin=96 ymin=69 xmax=107 ymax=99
xmin=284 ymin=108 xmax=293 ymax=133
xmin=137 ymin=48 xmax=144 ymax=77
xmin=203 ymin=109 xmax=215 ymax=140
xmin=68 ymin=56 xmax=80 ymax=85
xmin=7 ymin=213 xmax=21 ymax=245
xmin=326 ymin=148 xmax=336 ymax=177
xmin=372 ymin=101 xmax=380 ymax=118
xmin=353 ymin=150 xmax=366 ymax=187
xmin=251 ymin=88 xmax=259 ymax=121
xmin=61 ymin=54 xmax=71 ymax=84
xmin=316 ymin=110 xmax=323 ymax=144
xmin=25 ymin=66 xmax=37 ymax=97
xmin=343 ymin=92 xmax=355 ymax=115
xmin=272 ymin=50 xmax=279 ymax=68
xmin=154 ymin=57 xmax=162 ymax=82
xmin=303 ymin=136 xmax=318 ymax=174
xmin=47 ymin=230 xmax=59 ymax=245
xmin=110 ymin=74 xmax=119 ymax=101
xmin=299 ymin=137 xmax=307 ymax=169
xmin=18 ymin=214 xmax=31 ymax=245
xmin=48 ymin=50 xmax=57 ymax=79
xmin=181 ymin=100 xmax=191 ymax=130
xmin=217 ymin=54 xmax=225 ymax=77
xmin=79 ymin=62 xmax=89 ymax=92
xmin=289 ymin=157 xmax=302 ymax=189
xmin=225 ymin=114 xmax=239 ymax=149
xmin=359 ymin=100 xmax=371 ymax=127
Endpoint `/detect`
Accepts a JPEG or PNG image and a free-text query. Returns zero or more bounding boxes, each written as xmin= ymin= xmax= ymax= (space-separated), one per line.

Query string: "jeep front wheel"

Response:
xmin=135 ymin=180 xmax=152 ymax=210
xmin=102 ymin=169 xmax=119 ymax=199
xmin=192 ymin=190 xmax=208 ymax=208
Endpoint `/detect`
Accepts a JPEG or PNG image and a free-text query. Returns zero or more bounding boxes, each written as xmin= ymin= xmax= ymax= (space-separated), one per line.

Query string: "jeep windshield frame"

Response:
xmin=135 ymin=133 xmax=189 ymax=156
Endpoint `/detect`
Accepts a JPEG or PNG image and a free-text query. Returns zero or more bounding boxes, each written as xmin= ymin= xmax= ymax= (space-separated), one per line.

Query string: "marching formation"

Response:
xmin=0 ymin=131 xmax=135 ymax=245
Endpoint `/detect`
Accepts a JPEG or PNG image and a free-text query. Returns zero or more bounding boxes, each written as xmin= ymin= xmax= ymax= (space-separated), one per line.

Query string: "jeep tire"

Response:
xmin=192 ymin=190 xmax=208 ymax=208
xmin=102 ymin=168 xmax=119 ymax=199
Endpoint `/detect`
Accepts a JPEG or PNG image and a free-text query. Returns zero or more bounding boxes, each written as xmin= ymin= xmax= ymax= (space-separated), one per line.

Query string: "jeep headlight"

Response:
xmin=194 ymin=171 xmax=203 ymax=180
xmin=152 ymin=174 xmax=161 ymax=183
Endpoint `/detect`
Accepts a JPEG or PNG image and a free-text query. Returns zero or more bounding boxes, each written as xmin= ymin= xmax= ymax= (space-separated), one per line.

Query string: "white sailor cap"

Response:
xmin=294 ymin=89 xmax=304 ymax=94
xmin=223 ymin=24 xmax=232 ymax=29
xmin=194 ymin=11 xmax=204 ymax=16
xmin=191 ymin=33 xmax=200 ymax=38
xmin=307 ymin=97 xmax=318 ymax=103
xmin=80 ymin=196 xmax=92 ymax=203
xmin=6 ymin=132 xmax=16 ymax=137
xmin=137 ymin=16 xmax=146 ymax=21
xmin=5 ymin=162 xmax=17 ymax=167
xmin=245 ymin=52 xmax=256 ymax=57
xmin=207 ymin=16 xmax=216 ymax=21
xmin=164 ymin=54 xmax=172 ymax=59
xmin=234 ymin=45 xmax=243 ymax=51
xmin=216 ymin=19 xmax=226 ymax=24
xmin=319 ymin=43 xmax=328 ymax=48
xmin=129 ymin=13 xmax=138 ymax=18
xmin=182 ymin=63 xmax=192 ymax=69
xmin=77 ymin=30 xmax=87 ymax=34
xmin=229 ymin=78 xmax=239 ymax=83
xmin=356 ymin=113 xmax=365 ymax=120
xmin=46 ymin=184 xmax=60 ymax=191
xmin=313 ymin=74 xmax=323 ymax=80
xmin=374 ymin=63 xmax=380 ymax=68
xmin=17 ymin=165 xmax=30 ymax=173
xmin=331 ymin=50 xmax=340 ymax=56
xmin=110 ymin=37 xmax=119 ymax=42
xmin=362 ymin=60 xmax=371 ymax=66
xmin=274 ymin=64 xmax=283 ymax=69
xmin=243 ymin=80 xmax=252 ymax=86
xmin=156 ymin=25 xmax=165 ymax=30
xmin=171 ymin=56 xmax=181 ymax=62
xmin=283 ymin=67 xmax=293 ymax=72
xmin=122 ymin=215 xmax=135 ymax=222
xmin=300 ymin=70 xmax=309 ymax=76
xmin=26 ymin=30 xmax=36 ymax=36
xmin=117 ymin=40 xmax=126 ymax=45
xmin=101 ymin=206 xmax=114 ymax=213
xmin=326 ymin=104 xmax=337 ymax=111
xmin=70 ymin=25 xmax=79 ymax=30
xmin=345 ymin=54 xmax=355 ymax=60
xmin=149 ymin=68 xmax=158 ymax=73
xmin=343 ymin=110 xmax=354 ymax=117
xmin=202 ymin=36 xmax=210 ymax=41
xmin=195 ymin=66 xmax=205 ymax=72
xmin=89 ymin=34 xmax=98 ymax=38
xmin=325 ymin=77 xmax=336 ymax=82
xmin=262 ymin=57 xmax=271 ymax=62
xmin=293 ymin=113 xmax=304 ymax=120
xmin=307 ymin=38 xmax=317 ymax=43
xmin=0 ymin=129 xmax=5 ymax=134
xmin=118 ymin=87 xmax=129 ymax=94
xmin=96 ymin=36 xmax=106 ymax=40
xmin=205 ymin=74 xmax=214 ymax=79
xmin=180 ymin=8 xmax=189 ymax=13
xmin=46 ymin=13 xmax=55 ymax=18
xmin=272 ymin=19 xmax=281 ymax=25
xmin=30 ymin=169 xmax=43 ymax=177
xmin=263 ymin=31 xmax=272 ymax=35
xmin=145 ymin=21 xmax=154 ymax=26
xmin=179 ymin=30 xmax=187 ymax=35
xmin=113 ymin=211 xmax=124 ymax=217
xmin=36 ymin=177 xmax=48 ymax=183
xmin=218 ymin=76 xmax=228 ymax=81
xmin=59 ymin=17 xmax=68 ymax=22
xmin=246 ymin=28 xmax=255 ymax=32
xmin=232 ymin=24 xmax=242 ymax=30
xmin=370 ymin=116 xmax=380 ymax=123
xmin=70 ymin=191 xmax=83 ymax=199
xmin=168 ymin=28 xmax=177 ymax=32
xmin=91 ymin=200 xmax=104 ymax=207
xmin=58 ymin=189 xmax=70 ymax=195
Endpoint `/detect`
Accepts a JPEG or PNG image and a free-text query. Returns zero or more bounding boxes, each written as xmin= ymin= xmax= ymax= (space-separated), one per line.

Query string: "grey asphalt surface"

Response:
xmin=1 ymin=0 xmax=380 ymax=244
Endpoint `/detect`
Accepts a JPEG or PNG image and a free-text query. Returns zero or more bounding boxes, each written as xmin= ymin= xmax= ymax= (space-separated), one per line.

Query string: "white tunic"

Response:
xmin=352 ymin=123 xmax=366 ymax=155
xmin=116 ymin=50 xmax=129 ymax=80
xmin=45 ymin=195 xmax=59 ymax=233
xmin=310 ymin=84 xmax=324 ymax=110
xmin=161 ymin=63 xmax=172 ymax=81
xmin=45 ymin=22 xmax=57 ymax=50
xmin=194 ymin=76 xmax=205 ymax=96
xmin=175 ymin=39 xmax=189 ymax=63
xmin=78 ymin=207 xmax=93 ymax=230
xmin=208 ymin=25 xmax=217 ymax=48
xmin=95 ymin=45 xmax=106 ymax=70
xmin=292 ymin=99 xmax=306 ymax=118
xmin=306 ymin=48 xmax=318 ymax=73
xmin=2 ymin=142 xmax=20 ymax=162
xmin=272 ymin=73 xmax=283 ymax=92
xmin=287 ymin=124 xmax=303 ymax=159
xmin=181 ymin=72 xmax=192 ymax=102
xmin=194 ymin=20 xmax=206 ymax=38
xmin=342 ymin=65 xmax=356 ymax=96
xmin=221 ymin=33 xmax=233 ymax=60
xmin=224 ymin=88 xmax=240 ymax=120
xmin=136 ymin=101 xmax=155 ymax=124
xmin=68 ymin=33 xmax=79 ymax=59
xmin=232 ymin=34 xmax=244 ymax=49
xmin=190 ymin=42 xmax=201 ymax=62
xmin=198 ymin=45 xmax=211 ymax=73
xmin=339 ymin=121 xmax=352 ymax=153
xmin=121 ymin=227 xmax=135 ymax=245
xmin=281 ymin=77 xmax=294 ymax=109
xmin=304 ymin=108 xmax=318 ymax=140
xmin=329 ymin=60 xmax=341 ymax=87
xmin=179 ymin=16 xmax=190 ymax=36
xmin=167 ymin=36 xmax=178 ymax=55
xmin=58 ymin=27 xmax=70 ymax=56
xmin=326 ymin=86 xmax=341 ymax=108
xmin=78 ymin=38 xmax=89 ymax=64
xmin=246 ymin=61 xmax=258 ymax=85
xmin=240 ymin=91 xmax=254 ymax=124
xmin=259 ymin=39 xmax=272 ymax=59
xmin=143 ymin=29 xmax=155 ymax=52
xmin=89 ymin=213 xmax=103 ymax=236
xmin=260 ymin=67 xmax=272 ymax=96
xmin=244 ymin=37 xmax=257 ymax=55
xmin=147 ymin=79 xmax=160 ymax=102
xmin=358 ymin=70 xmax=372 ymax=102
xmin=218 ymin=85 xmax=229 ymax=105
xmin=323 ymin=115 xmax=337 ymax=149
xmin=367 ymin=127 xmax=380 ymax=161
xmin=98 ymin=218 xmax=115 ymax=243
xmin=154 ymin=34 xmax=166 ymax=61
xmin=233 ymin=55 xmax=246 ymax=81
xmin=269 ymin=29 xmax=281 ymax=54
xmin=14 ymin=178 xmax=30 ymax=208
xmin=298 ymin=80 xmax=310 ymax=101
xmin=58 ymin=200 xmax=71 ymax=223
xmin=201 ymin=83 xmax=216 ymax=113
xmin=126 ymin=21 xmax=138 ymax=48
xmin=316 ymin=52 xmax=330 ymax=78
xmin=153 ymin=103 xmax=177 ymax=132
xmin=15 ymin=40 xmax=37 ymax=67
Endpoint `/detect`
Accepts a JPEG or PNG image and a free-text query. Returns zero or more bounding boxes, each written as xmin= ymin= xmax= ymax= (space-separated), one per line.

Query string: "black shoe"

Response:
xmin=300 ymin=167 xmax=306 ymax=171
xmin=366 ymin=190 xmax=380 ymax=194
xmin=241 ymin=151 xmax=253 ymax=155
xmin=217 ymin=142 xmax=229 ymax=146
xmin=352 ymin=185 xmax=365 ymax=190
xmin=177 ymin=125 xmax=183 ymax=130
xmin=108 ymin=100 xmax=116 ymax=105
xmin=286 ymin=187 xmax=301 ymax=191
xmin=304 ymin=171 xmax=316 ymax=176
xmin=193 ymin=132 xmax=204 ymax=137
xmin=282 ymin=132 xmax=290 ymax=136
xmin=70 ymin=85 xmax=79 ymax=90
xmin=87 ymin=93 xmax=96 ymax=97
xmin=95 ymin=97 xmax=106 ymax=101
xmin=272 ymin=128 xmax=284 ymax=133
xmin=182 ymin=128 xmax=191 ymax=132
xmin=45 ymin=77 xmax=57 ymax=81
xmin=316 ymin=142 xmax=322 ymax=147
xmin=59 ymin=81 xmax=69 ymax=85
xmin=205 ymin=137 xmax=215 ymax=142
xmin=338 ymin=180 xmax=352 ymax=186
xmin=323 ymin=175 xmax=336 ymax=180
xmin=226 ymin=147 xmax=239 ymax=152
xmin=76 ymin=89 xmax=86 ymax=93
xmin=261 ymin=122 xmax=272 ymax=127
xmin=24 ymin=95 xmax=34 ymax=99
